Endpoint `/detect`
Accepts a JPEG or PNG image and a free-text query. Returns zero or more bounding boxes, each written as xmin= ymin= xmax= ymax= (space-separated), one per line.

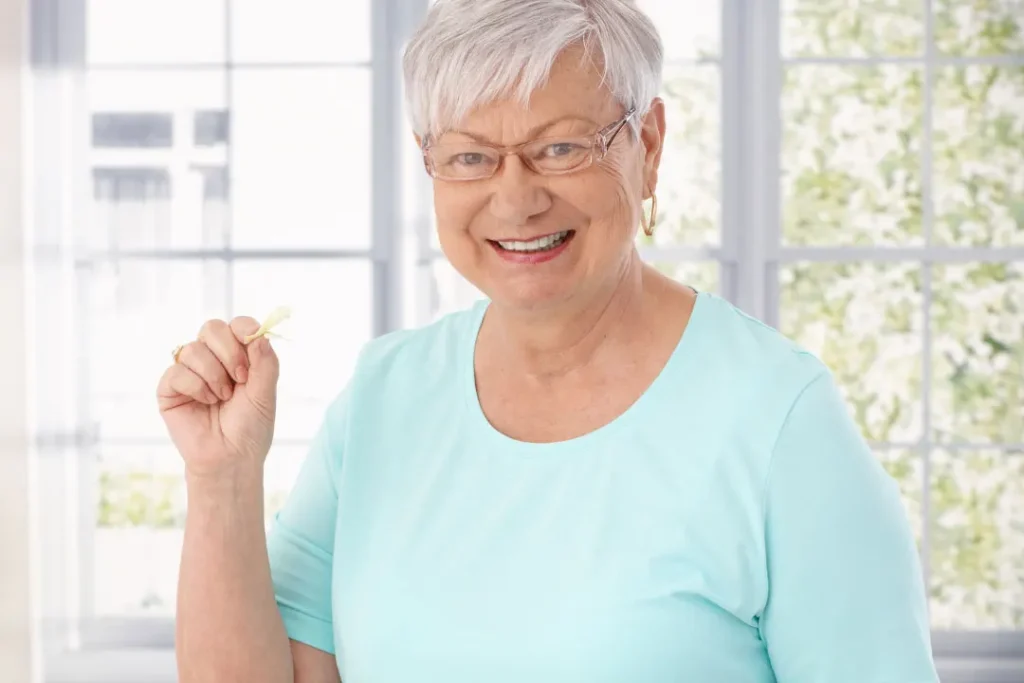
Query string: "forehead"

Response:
xmin=456 ymin=46 xmax=619 ymax=136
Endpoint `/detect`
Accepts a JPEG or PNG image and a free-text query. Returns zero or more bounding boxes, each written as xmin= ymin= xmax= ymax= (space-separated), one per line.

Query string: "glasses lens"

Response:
xmin=523 ymin=138 xmax=594 ymax=174
xmin=427 ymin=143 xmax=500 ymax=180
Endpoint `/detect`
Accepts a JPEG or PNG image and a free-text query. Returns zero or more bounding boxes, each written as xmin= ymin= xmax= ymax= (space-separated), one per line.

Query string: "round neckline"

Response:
xmin=460 ymin=290 xmax=710 ymax=456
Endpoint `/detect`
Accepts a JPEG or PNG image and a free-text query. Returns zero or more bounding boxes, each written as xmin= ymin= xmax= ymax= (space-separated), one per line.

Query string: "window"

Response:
xmin=777 ymin=0 xmax=1024 ymax=635
xmin=33 ymin=0 xmax=405 ymax=674
xmin=31 ymin=0 xmax=1022 ymax=679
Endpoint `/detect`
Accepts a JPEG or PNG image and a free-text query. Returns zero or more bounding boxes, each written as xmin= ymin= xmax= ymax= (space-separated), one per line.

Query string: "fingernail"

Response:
xmin=220 ymin=384 xmax=233 ymax=401
xmin=236 ymin=365 xmax=248 ymax=383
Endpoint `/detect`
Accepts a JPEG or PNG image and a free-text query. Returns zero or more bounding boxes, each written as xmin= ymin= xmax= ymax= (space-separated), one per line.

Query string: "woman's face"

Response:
xmin=427 ymin=48 xmax=666 ymax=313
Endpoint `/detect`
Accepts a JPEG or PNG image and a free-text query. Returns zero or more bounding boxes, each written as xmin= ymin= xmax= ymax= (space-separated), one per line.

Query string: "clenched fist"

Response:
xmin=157 ymin=316 xmax=280 ymax=479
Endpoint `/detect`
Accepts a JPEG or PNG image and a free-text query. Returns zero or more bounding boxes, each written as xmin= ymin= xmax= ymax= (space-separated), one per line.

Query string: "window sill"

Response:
xmin=45 ymin=649 xmax=177 ymax=683
xmin=43 ymin=650 xmax=1024 ymax=683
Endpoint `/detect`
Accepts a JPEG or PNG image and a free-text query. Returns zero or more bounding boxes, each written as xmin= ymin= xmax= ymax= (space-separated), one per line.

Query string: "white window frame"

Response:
xmin=31 ymin=0 xmax=424 ymax=678
xmin=724 ymin=0 xmax=1024 ymax=668
xmin=29 ymin=0 xmax=1023 ymax=680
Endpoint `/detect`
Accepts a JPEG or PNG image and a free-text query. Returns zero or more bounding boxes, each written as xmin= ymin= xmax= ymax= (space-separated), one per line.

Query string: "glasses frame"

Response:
xmin=421 ymin=107 xmax=638 ymax=181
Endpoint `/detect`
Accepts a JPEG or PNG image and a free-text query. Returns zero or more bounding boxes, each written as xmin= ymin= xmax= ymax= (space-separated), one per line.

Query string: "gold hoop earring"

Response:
xmin=641 ymin=193 xmax=658 ymax=237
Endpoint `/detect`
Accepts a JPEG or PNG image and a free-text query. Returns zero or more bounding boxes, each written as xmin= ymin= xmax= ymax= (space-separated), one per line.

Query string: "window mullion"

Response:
xmin=719 ymin=0 xmax=741 ymax=304
xmin=371 ymin=0 xmax=422 ymax=336
xmin=730 ymin=0 xmax=782 ymax=325
xmin=920 ymin=0 xmax=936 ymax=616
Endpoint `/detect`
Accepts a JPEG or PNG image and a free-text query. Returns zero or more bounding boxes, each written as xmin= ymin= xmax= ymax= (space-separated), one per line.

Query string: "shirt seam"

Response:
xmin=759 ymin=363 xmax=830 ymax=548
xmin=277 ymin=599 xmax=334 ymax=627
xmin=756 ymin=362 xmax=829 ymax=637
xmin=325 ymin=345 xmax=370 ymax=497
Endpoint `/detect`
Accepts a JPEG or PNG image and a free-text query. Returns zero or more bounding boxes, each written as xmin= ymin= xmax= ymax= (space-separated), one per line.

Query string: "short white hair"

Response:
xmin=402 ymin=0 xmax=664 ymax=139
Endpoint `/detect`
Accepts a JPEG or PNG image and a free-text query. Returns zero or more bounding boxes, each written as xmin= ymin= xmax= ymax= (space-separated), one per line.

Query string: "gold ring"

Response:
xmin=171 ymin=344 xmax=185 ymax=364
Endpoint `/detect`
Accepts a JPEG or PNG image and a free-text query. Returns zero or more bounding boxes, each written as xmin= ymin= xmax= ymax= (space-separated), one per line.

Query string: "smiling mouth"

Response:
xmin=489 ymin=230 xmax=575 ymax=253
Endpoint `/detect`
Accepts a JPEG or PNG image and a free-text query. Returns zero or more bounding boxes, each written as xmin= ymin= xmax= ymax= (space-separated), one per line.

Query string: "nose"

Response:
xmin=488 ymin=156 xmax=552 ymax=226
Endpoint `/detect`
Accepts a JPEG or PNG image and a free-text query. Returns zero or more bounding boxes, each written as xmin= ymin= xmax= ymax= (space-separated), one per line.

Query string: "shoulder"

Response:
xmin=666 ymin=293 xmax=848 ymax=481
xmin=314 ymin=302 xmax=483 ymax=439
xmin=339 ymin=301 xmax=484 ymax=405
xmin=687 ymin=295 xmax=880 ymax=486
xmin=360 ymin=302 xmax=481 ymax=374
xmin=685 ymin=292 xmax=829 ymax=405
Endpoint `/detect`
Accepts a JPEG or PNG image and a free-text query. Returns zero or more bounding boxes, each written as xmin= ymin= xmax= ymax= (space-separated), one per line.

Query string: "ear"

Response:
xmin=639 ymin=97 xmax=666 ymax=199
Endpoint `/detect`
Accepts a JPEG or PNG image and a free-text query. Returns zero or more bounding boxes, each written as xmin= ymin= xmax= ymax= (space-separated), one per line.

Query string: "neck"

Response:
xmin=482 ymin=251 xmax=653 ymax=379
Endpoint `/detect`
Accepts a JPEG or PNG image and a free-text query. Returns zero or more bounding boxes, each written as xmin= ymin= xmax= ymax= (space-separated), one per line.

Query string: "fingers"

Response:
xmin=177 ymin=341 xmax=234 ymax=401
xmin=198 ymin=318 xmax=249 ymax=384
xmin=157 ymin=314 xmax=281 ymax=416
xmin=229 ymin=316 xmax=260 ymax=345
xmin=157 ymin=363 xmax=219 ymax=409
xmin=230 ymin=316 xmax=280 ymax=394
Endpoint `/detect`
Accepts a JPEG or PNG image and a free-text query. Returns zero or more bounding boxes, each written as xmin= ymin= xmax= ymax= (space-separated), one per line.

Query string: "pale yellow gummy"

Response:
xmin=243 ymin=305 xmax=292 ymax=344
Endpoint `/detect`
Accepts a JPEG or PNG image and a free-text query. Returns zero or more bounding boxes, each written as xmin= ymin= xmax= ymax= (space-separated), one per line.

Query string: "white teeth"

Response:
xmin=497 ymin=230 xmax=570 ymax=252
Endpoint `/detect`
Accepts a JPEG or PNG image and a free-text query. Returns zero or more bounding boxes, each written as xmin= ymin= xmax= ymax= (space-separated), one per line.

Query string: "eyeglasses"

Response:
xmin=421 ymin=107 xmax=637 ymax=182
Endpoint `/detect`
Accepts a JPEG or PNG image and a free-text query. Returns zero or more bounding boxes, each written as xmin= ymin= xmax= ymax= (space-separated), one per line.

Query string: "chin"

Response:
xmin=487 ymin=277 xmax=577 ymax=312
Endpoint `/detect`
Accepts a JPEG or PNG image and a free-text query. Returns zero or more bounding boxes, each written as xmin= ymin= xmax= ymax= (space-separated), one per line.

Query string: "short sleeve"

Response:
xmin=760 ymin=371 xmax=939 ymax=682
xmin=267 ymin=389 xmax=349 ymax=655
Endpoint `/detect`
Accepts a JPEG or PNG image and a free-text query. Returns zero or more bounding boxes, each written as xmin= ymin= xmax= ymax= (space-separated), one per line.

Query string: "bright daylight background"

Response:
xmin=7 ymin=0 xmax=1022 ymax=681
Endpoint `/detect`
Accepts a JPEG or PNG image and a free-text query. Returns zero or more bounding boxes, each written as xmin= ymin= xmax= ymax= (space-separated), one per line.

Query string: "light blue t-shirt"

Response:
xmin=267 ymin=292 xmax=939 ymax=682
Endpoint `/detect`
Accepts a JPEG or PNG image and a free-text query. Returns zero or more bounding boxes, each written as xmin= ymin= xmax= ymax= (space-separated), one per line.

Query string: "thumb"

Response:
xmin=244 ymin=336 xmax=280 ymax=403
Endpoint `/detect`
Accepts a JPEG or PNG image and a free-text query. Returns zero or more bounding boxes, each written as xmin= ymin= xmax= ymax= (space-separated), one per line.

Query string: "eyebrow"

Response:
xmin=443 ymin=115 xmax=602 ymax=145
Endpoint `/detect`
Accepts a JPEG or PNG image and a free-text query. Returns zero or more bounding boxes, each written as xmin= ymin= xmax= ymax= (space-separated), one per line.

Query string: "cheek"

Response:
xmin=575 ymin=161 xmax=642 ymax=235
xmin=433 ymin=186 xmax=482 ymax=237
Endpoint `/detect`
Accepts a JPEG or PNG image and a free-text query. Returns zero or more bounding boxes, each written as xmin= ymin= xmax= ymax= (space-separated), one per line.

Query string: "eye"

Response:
xmin=543 ymin=142 xmax=582 ymax=158
xmin=454 ymin=152 xmax=487 ymax=166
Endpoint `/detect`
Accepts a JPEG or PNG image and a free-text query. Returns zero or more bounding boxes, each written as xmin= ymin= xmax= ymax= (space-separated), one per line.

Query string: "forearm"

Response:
xmin=176 ymin=468 xmax=294 ymax=683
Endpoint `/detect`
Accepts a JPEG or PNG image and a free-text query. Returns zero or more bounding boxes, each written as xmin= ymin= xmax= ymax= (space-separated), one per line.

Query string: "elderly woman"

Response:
xmin=158 ymin=1 xmax=939 ymax=681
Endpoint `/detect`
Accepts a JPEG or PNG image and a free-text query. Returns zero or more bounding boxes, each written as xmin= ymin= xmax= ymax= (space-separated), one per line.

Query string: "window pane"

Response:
xmin=231 ymin=0 xmax=370 ymax=64
xmin=779 ymin=262 xmax=923 ymax=442
xmin=232 ymin=260 xmax=373 ymax=441
xmin=636 ymin=0 xmax=720 ymax=60
xmin=930 ymin=448 xmax=1024 ymax=629
xmin=86 ymin=260 xmax=229 ymax=441
xmin=87 ymin=70 xmax=229 ymax=250
xmin=932 ymin=263 xmax=1024 ymax=445
xmin=90 ymin=168 xmax=173 ymax=252
xmin=92 ymin=441 xmax=308 ymax=617
xmin=782 ymin=66 xmax=923 ymax=246
xmin=934 ymin=0 xmax=1024 ymax=56
xmin=88 ymin=70 xmax=228 ymax=115
xmin=653 ymin=261 xmax=719 ymax=295
xmin=782 ymin=0 xmax=923 ymax=57
xmin=231 ymin=69 xmax=371 ymax=250
xmin=426 ymin=258 xmax=485 ymax=321
xmin=94 ymin=444 xmax=185 ymax=617
xmin=87 ymin=0 xmax=226 ymax=65
xmin=934 ymin=66 xmax=1024 ymax=247
xmin=643 ymin=65 xmax=720 ymax=248
xmin=265 ymin=445 xmax=309 ymax=520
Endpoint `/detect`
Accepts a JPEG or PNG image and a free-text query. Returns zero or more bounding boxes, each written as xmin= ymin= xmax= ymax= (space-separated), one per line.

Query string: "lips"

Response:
xmin=492 ymin=230 xmax=573 ymax=253
xmin=487 ymin=229 xmax=576 ymax=264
